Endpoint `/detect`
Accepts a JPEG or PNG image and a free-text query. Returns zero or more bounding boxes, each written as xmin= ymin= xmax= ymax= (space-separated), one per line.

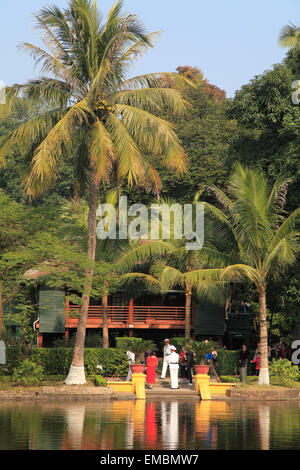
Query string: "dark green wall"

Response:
xmin=39 ymin=289 xmax=65 ymax=334
xmin=194 ymin=304 xmax=225 ymax=336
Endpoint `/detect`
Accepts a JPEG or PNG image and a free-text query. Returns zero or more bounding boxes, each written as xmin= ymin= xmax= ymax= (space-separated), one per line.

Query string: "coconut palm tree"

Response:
xmin=279 ymin=23 xmax=300 ymax=50
xmin=0 ymin=0 xmax=189 ymax=384
xmin=183 ymin=164 xmax=300 ymax=385
xmin=119 ymin=237 xmax=226 ymax=338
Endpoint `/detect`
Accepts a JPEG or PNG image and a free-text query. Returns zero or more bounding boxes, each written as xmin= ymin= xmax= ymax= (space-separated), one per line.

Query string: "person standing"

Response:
xmin=169 ymin=346 xmax=180 ymax=389
xmin=126 ymin=349 xmax=135 ymax=382
xmin=160 ymin=339 xmax=171 ymax=379
xmin=146 ymin=351 xmax=158 ymax=389
xmin=239 ymin=344 xmax=250 ymax=383
xmin=251 ymin=352 xmax=261 ymax=376
xmin=185 ymin=348 xmax=195 ymax=385
xmin=272 ymin=342 xmax=281 ymax=360
xmin=206 ymin=347 xmax=221 ymax=383
xmin=179 ymin=346 xmax=187 ymax=381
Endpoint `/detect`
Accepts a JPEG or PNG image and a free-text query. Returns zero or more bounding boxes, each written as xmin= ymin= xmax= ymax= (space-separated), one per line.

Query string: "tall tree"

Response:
xmin=186 ymin=164 xmax=300 ymax=385
xmin=0 ymin=0 xmax=188 ymax=384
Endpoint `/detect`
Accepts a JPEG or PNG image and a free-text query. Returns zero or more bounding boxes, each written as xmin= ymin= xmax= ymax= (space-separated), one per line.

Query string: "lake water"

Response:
xmin=0 ymin=399 xmax=300 ymax=450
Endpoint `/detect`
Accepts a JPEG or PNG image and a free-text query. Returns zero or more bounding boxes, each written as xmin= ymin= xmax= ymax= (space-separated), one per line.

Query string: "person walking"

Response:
xmin=146 ymin=351 xmax=158 ymax=389
xmin=160 ymin=339 xmax=172 ymax=379
xmin=169 ymin=346 xmax=180 ymax=389
xmin=239 ymin=344 xmax=250 ymax=383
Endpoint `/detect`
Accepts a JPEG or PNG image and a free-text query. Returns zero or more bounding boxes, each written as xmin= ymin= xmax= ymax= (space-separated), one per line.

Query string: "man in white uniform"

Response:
xmin=169 ymin=346 xmax=180 ymax=389
xmin=160 ymin=338 xmax=171 ymax=379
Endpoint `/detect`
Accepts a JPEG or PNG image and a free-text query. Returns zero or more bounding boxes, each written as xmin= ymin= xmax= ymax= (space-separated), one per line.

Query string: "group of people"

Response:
xmin=238 ymin=341 xmax=294 ymax=382
xmin=127 ymin=338 xmax=222 ymax=389
xmin=227 ymin=300 xmax=250 ymax=317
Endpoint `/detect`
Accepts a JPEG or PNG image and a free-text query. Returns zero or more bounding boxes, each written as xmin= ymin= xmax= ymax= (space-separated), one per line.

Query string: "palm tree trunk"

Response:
xmin=185 ymin=289 xmax=192 ymax=338
xmin=102 ymin=292 xmax=109 ymax=348
xmin=258 ymin=283 xmax=269 ymax=385
xmin=65 ymin=162 xmax=99 ymax=385
xmin=0 ymin=280 xmax=4 ymax=338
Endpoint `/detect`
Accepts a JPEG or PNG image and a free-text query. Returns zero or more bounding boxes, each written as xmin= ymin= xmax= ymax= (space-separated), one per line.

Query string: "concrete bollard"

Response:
xmin=132 ymin=373 xmax=146 ymax=399
xmin=195 ymin=374 xmax=211 ymax=400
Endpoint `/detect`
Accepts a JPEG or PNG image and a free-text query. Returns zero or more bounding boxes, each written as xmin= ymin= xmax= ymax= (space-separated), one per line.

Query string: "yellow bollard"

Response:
xmin=132 ymin=373 xmax=146 ymax=399
xmin=195 ymin=374 xmax=211 ymax=400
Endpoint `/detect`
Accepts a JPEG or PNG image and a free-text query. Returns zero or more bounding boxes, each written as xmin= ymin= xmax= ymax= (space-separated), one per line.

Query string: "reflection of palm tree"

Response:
xmin=65 ymin=405 xmax=86 ymax=450
xmin=258 ymin=405 xmax=270 ymax=451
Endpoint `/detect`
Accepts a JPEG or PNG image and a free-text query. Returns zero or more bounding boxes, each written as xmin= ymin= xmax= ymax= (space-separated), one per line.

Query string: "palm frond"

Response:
xmin=118 ymin=240 xmax=172 ymax=272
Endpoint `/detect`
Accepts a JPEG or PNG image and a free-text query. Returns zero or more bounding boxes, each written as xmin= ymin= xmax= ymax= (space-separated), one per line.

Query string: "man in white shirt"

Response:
xmin=160 ymin=339 xmax=172 ymax=379
xmin=169 ymin=346 xmax=180 ymax=389
xmin=126 ymin=350 xmax=135 ymax=381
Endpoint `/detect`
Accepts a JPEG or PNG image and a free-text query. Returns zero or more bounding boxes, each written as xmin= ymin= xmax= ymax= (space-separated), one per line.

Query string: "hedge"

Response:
xmin=1 ymin=347 xmax=128 ymax=377
xmin=1 ymin=346 xmax=252 ymax=377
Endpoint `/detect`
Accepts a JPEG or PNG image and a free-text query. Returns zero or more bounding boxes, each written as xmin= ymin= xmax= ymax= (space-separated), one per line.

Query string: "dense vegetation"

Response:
xmin=0 ymin=1 xmax=300 ymax=386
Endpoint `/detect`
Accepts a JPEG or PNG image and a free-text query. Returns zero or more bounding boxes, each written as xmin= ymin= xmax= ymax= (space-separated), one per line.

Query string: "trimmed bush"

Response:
xmin=215 ymin=350 xmax=240 ymax=376
xmin=94 ymin=375 xmax=107 ymax=387
xmin=11 ymin=359 xmax=44 ymax=386
xmin=169 ymin=337 xmax=191 ymax=350
xmin=30 ymin=347 xmax=128 ymax=377
xmin=115 ymin=337 xmax=142 ymax=351
xmin=269 ymin=358 xmax=300 ymax=385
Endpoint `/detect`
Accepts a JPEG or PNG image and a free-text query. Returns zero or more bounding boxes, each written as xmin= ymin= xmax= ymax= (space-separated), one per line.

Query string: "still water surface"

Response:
xmin=0 ymin=399 xmax=300 ymax=450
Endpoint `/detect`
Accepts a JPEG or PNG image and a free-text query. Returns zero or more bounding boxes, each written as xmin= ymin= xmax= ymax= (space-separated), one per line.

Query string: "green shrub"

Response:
xmin=30 ymin=347 xmax=128 ymax=377
xmin=269 ymin=359 xmax=300 ymax=385
xmin=94 ymin=375 xmax=107 ymax=387
xmin=11 ymin=359 xmax=44 ymax=386
xmin=5 ymin=346 xmax=23 ymax=375
xmin=115 ymin=337 xmax=142 ymax=351
xmin=169 ymin=337 xmax=191 ymax=349
xmin=215 ymin=350 xmax=240 ymax=375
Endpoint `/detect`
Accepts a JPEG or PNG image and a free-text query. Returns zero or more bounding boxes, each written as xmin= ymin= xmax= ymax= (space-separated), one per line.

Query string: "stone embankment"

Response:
xmin=226 ymin=388 xmax=300 ymax=400
xmin=0 ymin=386 xmax=135 ymax=401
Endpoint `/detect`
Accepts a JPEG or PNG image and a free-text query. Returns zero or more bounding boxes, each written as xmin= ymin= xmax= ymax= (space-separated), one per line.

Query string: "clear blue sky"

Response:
xmin=1 ymin=0 xmax=299 ymax=97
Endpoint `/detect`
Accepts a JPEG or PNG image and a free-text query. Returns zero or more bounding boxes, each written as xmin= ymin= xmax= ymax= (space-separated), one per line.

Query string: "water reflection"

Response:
xmin=0 ymin=399 xmax=300 ymax=450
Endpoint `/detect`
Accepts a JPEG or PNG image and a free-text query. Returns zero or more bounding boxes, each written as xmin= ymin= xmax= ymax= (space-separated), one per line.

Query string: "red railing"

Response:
xmin=65 ymin=305 xmax=186 ymax=329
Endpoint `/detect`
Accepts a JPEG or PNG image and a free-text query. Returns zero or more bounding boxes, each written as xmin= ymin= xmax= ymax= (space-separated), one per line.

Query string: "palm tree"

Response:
xmin=184 ymin=164 xmax=300 ymax=385
xmin=279 ymin=23 xmax=300 ymax=50
xmin=119 ymin=238 xmax=226 ymax=338
xmin=0 ymin=0 xmax=189 ymax=384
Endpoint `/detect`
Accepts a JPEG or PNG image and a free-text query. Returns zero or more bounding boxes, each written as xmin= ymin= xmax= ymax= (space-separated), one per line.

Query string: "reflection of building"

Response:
xmin=33 ymin=286 xmax=249 ymax=348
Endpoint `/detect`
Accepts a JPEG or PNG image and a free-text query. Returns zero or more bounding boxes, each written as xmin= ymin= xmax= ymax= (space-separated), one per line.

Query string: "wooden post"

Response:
xmin=65 ymin=295 xmax=70 ymax=321
xmin=129 ymin=297 xmax=134 ymax=337
xmin=65 ymin=329 xmax=69 ymax=347
xmin=38 ymin=333 xmax=43 ymax=349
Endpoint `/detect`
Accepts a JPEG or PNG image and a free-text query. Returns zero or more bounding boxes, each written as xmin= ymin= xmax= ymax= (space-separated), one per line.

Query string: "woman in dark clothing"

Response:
xmin=185 ymin=349 xmax=195 ymax=385
xmin=239 ymin=344 xmax=250 ymax=383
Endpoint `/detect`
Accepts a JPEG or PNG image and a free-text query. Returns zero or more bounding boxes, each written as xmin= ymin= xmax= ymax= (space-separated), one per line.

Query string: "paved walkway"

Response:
xmin=145 ymin=375 xmax=222 ymax=399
